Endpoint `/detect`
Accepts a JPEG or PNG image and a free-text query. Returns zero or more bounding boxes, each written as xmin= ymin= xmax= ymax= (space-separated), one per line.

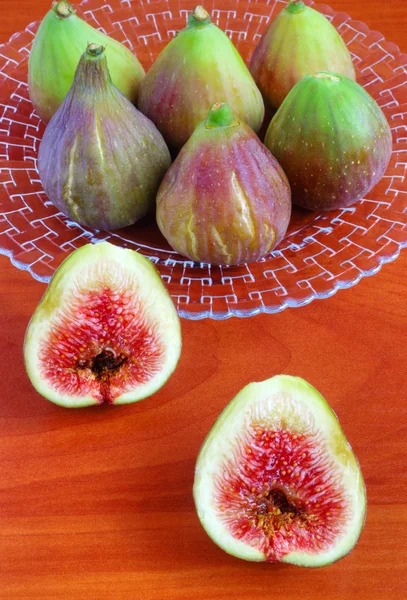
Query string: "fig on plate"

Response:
xmin=29 ymin=0 xmax=145 ymax=122
xmin=24 ymin=242 xmax=181 ymax=407
xmin=138 ymin=5 xmax=264 ymax=150
xmin=156 ymin=102 xmax=291 ymax=266
xmin=264 ymin=72 xmax=392 ymax=211
xmin=194 ymin=375 xmax=366 ymax=565
xmin=38 ymin=43 xmax=170 ymax=231
xmin=250 ymin=0 xmax=355 ymax=110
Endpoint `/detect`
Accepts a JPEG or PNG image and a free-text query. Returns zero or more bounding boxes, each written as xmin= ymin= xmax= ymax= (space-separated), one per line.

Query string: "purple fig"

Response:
xmin=38 ymin=44 xmax=171 ymax=231
xmin=250 ymin=0 xmax=355 ymax=110
xmin=156 ymin=103 xmax=291 ymax=266
xmin=264 ymin=72 xmax=392 ymax=211
xmin=29 ymin=1 xmax=145 ymax=123
xmin=138 ymin=5 xmax=264 ymax=150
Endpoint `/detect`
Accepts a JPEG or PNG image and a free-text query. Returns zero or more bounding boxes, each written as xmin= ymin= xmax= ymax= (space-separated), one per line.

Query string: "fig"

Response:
xmin=29 ymin=0 xmax=145 ymax=123
xmin=156 ymin=103 xmax=291 ymax=266
xmin=24 ymin=242 xmax=181 ymax=407
xmin=138 ymin=5 xmax=264 ymax=150
xmin=250 ymin=0 xmax=355 ymax=110
xmin=264 ymin=72 xmax=392 ymax=211
xmin=38 ymin=44 xmax=171 ymax=231
xmin=194 ymin=375 xmax=366 ymax=566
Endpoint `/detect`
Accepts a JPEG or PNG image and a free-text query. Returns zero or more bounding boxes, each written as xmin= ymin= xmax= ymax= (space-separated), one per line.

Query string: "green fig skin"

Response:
xmin=38 ymin=45 xmax=171 ymax=231
xmin=138 ymin=6 xmax=264 ymax=150
xmin=156 ymin=103 xmax=291 ymax=266
xmin=29 ymin=1 xmax=145 ymax=123
xmin=264 ymin=73 xmax=392 ymax=211
xmin=250 ymin=1 xmax=355 ymax=110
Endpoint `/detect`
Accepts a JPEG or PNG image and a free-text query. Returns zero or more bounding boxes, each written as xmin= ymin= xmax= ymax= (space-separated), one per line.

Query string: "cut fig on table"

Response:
xmin=194 ymin=375 xmax=366 ymax=566
xmin=24 ymin=243 xmax=181 ymax=408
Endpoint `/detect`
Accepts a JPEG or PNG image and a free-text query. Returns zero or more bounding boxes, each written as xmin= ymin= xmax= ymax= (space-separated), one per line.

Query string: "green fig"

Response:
xmin=250 ymin=0 xmax=355 ymax=109
xmin=264 ymin=72 xmax=392 ymax=211
xmin=138 ymin=5 xmax=264 ymax=150
xmin=38 ymin=44 xmax=171 ymax=231
xmin=156 ymin=103 xmax=291 ymax=266
xmin=29 ymin=0 xmax=145 ymax=122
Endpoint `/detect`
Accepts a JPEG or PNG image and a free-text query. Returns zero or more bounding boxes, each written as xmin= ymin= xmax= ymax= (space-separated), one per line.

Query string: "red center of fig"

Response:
xmin=214 ymin=425 xmax=351 ymax=561
xmin=39 ymin=282 xmax=164 ymax=404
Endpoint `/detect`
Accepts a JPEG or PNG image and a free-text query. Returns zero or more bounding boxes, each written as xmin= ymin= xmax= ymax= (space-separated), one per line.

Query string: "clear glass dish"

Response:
xmin=0 ymin=0 xmax=406 ymax=319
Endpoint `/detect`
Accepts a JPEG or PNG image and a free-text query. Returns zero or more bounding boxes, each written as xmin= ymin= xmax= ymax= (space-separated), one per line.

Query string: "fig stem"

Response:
xmin=87 ymin=43 xmax=105 ymax=57
xmin=188 ymin=5 xmax=211 ymax=28
xmin=52 ymin=0 xmax=76 ymax=18
xmin=286 ymin=1 xmax=305 ymax=13
xmin=205 ymin=102 xmax=238 ymax=129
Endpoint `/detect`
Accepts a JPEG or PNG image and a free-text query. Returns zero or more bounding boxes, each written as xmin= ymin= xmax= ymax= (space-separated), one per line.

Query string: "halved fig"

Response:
xmin=194 ymin=375 xmax=366 ymax=566
xmin=24 ymin=243 xmax=181 ymax=407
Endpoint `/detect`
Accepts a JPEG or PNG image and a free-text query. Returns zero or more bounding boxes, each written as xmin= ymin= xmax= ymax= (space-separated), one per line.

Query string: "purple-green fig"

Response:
xmin=29 ymin=1 xmax=145 ymax=122
xmin=264 ymin=72 xmax=392 ymax=211
xmin=250 ymin=0 xmax=355 ymax=110
xmin=156 ymin=103 xmax=291 ymax=266
xmin=38 ymin=44 xmax=171 ymax=231
xmin=138 ymin=5 xmax=264 ymax=150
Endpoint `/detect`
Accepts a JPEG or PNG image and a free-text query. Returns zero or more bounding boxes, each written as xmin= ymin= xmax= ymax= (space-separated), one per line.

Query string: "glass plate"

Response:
xmin=0 ymin=0 xmax=406 ymax=319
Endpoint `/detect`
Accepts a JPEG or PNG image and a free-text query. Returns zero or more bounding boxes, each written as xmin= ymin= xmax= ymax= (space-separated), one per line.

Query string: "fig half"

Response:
xmin=24 ymin=243 xmax=181 ymax=407
xmin=194 ymin=375 xmax=366 ymax=566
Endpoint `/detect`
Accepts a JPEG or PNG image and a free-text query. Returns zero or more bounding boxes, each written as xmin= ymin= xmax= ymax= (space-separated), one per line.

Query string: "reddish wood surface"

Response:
xmin=0 ymin=1 xmax=406 ymax=598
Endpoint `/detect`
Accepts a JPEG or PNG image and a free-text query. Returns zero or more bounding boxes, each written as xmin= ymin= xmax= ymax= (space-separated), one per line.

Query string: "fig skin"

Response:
xmin=264 ymin=72 xmax=392 ymax=211
xmin=38 ymin=44 xmax=171 ymax=231
xmin=29 ymin=1 xmax=145 ymax=123
xmin=250 ymin=0 xmax=355 ymax=110
xmin=138 ymin=6 xmax=264 ymax=150
xmin=156 ymin=103 xmax=291 ymax=266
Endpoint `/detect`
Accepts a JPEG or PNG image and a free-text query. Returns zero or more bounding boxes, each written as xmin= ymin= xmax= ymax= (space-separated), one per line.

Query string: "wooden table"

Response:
xmin=0 ymin=1 xmax=406 ymax=598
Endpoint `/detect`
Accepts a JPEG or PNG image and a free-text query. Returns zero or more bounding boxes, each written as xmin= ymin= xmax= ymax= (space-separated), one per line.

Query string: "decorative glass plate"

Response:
xmin=0 ymin=0 xmax=406 ymax=319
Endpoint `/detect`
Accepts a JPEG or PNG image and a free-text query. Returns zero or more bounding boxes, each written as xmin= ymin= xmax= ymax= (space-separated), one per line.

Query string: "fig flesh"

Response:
xmin=156 ymin=103 xmax=291 ymax=266
xmin=194 ymin=375 xmax=366 ymax=566
xmin=38 ymin=44 xmax=171 ymax=231
xmin=264 ymin=72 xmax=392 ymax=211
xmin=250 ymin=0 xmax=355 ymax=110
xmin=24 ymin=242 xmax=181 ymax=407
xmin=138 ymin=5 xmax=264 ymax=150
xmin=29 ymin=0 xmax=145 ymax=123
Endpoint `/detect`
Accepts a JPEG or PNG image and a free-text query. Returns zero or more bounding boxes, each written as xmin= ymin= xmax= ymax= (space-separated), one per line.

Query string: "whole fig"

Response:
xmin=156 ymin=103 xmax=291 ymax=266
xmin=250 ymin=0 xmax=355 ymax=109
xmin=138 ymin=5 xmax=264 ymax=150
xmin=29 ymin=1 xmax=145 ymax=122
xmin=38 ymin=44 xmax=171 ymax=231
xmin=264 ymin=72 xmax=392 ymax=211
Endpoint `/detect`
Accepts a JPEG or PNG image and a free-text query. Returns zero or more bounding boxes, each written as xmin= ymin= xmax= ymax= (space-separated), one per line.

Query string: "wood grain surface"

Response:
xmin=0 ymin=1 xmax=406 ymax=598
